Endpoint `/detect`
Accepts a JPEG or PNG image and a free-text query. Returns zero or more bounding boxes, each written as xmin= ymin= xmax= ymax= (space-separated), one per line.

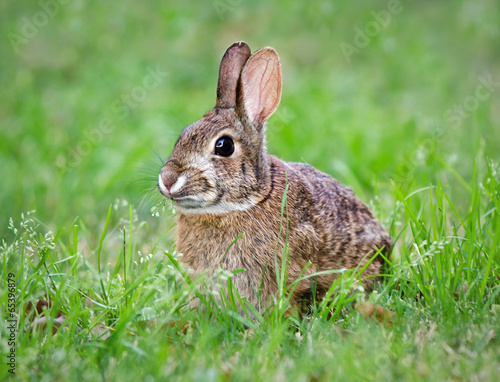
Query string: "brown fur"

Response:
xmin=158 ymin=42 xmax=390 ymax=311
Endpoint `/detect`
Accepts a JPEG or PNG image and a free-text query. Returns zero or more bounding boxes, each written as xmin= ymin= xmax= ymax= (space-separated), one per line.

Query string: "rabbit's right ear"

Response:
xmin=238 ymin=47 xmax=282 ymax=129
xmin=216 ymin=41 xmax=251 ymax=109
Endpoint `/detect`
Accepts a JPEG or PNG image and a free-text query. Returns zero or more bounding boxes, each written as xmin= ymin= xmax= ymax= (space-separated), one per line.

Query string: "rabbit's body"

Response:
xmin=159 ymin=42 xmax=390 ymax=311
xmin=177 ymin=152 xmax=389 ymax=308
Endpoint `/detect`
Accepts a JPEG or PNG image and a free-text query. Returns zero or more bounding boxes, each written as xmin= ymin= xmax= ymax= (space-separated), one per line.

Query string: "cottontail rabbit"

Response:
xmin=159 ymin=41 xmax=390 ymax=311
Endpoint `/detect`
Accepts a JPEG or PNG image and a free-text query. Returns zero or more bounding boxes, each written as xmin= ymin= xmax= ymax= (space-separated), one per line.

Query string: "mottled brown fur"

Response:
xmin=158 ymin=42 xmax=390 ymax=311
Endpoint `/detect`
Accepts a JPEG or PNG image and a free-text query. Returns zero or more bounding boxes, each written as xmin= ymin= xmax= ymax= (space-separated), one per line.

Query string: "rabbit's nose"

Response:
xmin=160 ymin=168 xmax=179 ymax=191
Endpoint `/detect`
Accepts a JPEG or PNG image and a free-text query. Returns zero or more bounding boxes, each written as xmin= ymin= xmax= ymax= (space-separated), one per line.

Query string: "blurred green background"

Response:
xmin=1 ymin=0 xmax=499 ymax=241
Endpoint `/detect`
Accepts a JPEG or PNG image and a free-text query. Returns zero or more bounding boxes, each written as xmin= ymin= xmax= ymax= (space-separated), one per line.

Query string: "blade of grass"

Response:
xmin=97 ymin=205 xmax=113 ymax=306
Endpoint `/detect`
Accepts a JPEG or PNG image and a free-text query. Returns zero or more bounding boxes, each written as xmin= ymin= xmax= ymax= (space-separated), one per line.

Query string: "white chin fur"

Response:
xmin=175 ymin=200 xmax=256 ymax=215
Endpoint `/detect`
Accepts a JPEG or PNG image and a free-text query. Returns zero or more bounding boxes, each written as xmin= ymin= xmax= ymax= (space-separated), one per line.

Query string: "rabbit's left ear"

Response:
xmin=238 ymin=47 xmax=282 ymax=128
xmin=216 ymin=41 xmax=251 ymax=108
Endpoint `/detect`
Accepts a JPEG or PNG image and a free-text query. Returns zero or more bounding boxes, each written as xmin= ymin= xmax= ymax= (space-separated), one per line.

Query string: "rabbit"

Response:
xmin=158 ymin=41 xmax=391 ymax=312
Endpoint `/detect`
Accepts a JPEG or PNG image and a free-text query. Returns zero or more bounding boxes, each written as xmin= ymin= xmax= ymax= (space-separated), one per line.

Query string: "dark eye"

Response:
xmin=214 ymin=136 xmax=234 ymax=157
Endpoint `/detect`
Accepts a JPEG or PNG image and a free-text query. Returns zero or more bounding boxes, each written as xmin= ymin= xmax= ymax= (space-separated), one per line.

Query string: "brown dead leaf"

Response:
xmin=90 ymin=323 xmax=113 ymax=341
xmin=30 ymin=314 xmax=67 ymax=335
xmin=355 ymin=302 xmax=396 ymax=327
xmin=25 ymin=298 xmax=67 ymax=335
xmin=26 ymin=299 xmax=50 ymax=317
xmin=25 ymin=298 xmax=64 ymax=320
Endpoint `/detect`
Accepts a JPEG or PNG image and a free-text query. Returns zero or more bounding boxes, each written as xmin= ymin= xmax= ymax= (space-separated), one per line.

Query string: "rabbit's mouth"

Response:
xmin=159 ymin=174 xmax=257 ymax=214
xmin=171 ymin=196 xmax=196 ymax=204
xmin=168 ymin=193 xmax=209 ymax=209
xmin=173 ymin=196 xmax=258 ymax=215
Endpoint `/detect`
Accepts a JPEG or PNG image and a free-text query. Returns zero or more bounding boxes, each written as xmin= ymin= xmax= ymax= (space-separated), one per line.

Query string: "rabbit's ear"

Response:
xmin=238 ymin=47 xmax=282 ymax=128
xmin=216 ymin=41 xmax=251 ymax=109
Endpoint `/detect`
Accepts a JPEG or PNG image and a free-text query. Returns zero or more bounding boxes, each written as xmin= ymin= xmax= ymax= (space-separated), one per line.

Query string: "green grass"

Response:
xmin=1 ymin=0 xmax=500 ymax=380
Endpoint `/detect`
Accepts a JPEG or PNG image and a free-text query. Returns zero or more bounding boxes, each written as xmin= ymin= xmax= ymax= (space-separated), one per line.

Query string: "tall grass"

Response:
xmin=1 ymin=158 xmax=499 ymax=380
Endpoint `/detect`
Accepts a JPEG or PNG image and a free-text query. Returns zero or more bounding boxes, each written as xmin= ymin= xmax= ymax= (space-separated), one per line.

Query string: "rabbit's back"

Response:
xmin=286 ymin=160 xmax=390 ymax=287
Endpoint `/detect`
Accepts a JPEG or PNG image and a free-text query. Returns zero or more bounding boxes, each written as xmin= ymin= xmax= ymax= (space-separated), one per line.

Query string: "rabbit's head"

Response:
xmin=158 ymin=41 xmax=282 ymax=214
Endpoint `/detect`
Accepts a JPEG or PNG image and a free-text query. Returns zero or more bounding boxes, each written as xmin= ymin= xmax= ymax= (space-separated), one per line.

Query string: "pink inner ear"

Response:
xmin=240 ymin=48 xmax=282 ymax=126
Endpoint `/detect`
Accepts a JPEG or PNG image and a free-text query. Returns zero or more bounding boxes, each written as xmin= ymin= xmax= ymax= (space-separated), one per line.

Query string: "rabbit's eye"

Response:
xmin=215 ymin=136 xmax=234 ymax=157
